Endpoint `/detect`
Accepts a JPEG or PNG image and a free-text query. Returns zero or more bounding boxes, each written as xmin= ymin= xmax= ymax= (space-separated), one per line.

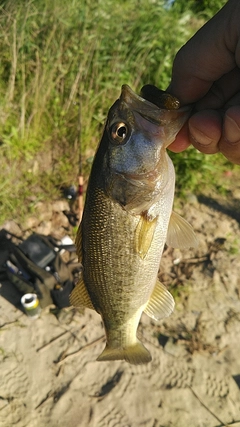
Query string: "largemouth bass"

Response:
xmin=70 ymin=84 xmax=197 ymax=365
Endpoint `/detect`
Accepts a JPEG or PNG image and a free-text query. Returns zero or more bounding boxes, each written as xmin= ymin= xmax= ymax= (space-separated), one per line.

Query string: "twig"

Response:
xmin=36 ymin=330 xmax=69 ymax=352
xmin=189 ymin=386 xmax=225 ymax=426
xmin=178 ymin=255 xmax=209 ymax=264
xmin=57 ymin=335 xmax=105 ymax=365
xmin=213 ymin=421 xmax=240 ymax=427
xmin=35 ymin=390 xmax=55 ymax=410
xmin=0 ymin=319 xmax=23 ymax=329
xmin=77 ymin=84 xmax=84 ymax=224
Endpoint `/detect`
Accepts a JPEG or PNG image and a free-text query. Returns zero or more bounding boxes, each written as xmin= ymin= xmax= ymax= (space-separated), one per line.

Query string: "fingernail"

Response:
xmin=224 ymin=114 xmax=240 ymax=145
xmin=189 ymin=124 xmax=213 ymax=146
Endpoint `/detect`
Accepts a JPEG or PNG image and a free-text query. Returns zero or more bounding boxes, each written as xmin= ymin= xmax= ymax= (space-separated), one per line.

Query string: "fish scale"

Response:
xmin=70 ymin=84 xmax=197 ymax=364
xmin=89 ymin=185 xmax=164 ymax=293
xmin=84 ymin=186 xmax=154 ymax=311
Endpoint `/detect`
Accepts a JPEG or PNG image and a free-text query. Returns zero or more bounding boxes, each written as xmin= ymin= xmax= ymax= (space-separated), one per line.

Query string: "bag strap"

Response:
xmin=10 ymin=246 xmax=56 ymax=286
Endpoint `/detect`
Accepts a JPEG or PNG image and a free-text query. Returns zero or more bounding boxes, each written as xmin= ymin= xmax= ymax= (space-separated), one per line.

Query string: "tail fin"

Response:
xmin=97 ymin=340 xmax=152 ymax=365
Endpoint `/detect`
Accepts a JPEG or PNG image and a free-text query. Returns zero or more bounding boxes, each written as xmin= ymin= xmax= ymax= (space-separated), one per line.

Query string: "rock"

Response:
xmin=21 ymin=216 xmax=40 ymax=231
xmin=52 ymin=211 xmax=69 ymax=230
xmin=232 ymin=188 xmax=240 ymax=199
xmin=164 ymin=337 xmax=189 ymax=357
xmin=214 ymin=217 xmax=233 ymax=237
xmin=186 ymin=193 xmax=199 ymax=205
xmin=34 ymin=202 xmax=53 ymax=222
xmin=52 ymin=200 xmax=69 ymax=213
xmin=35 ymin=221 xmax=52 ymax=235
xmin=1 ymin=220 xmax=22 ymax=236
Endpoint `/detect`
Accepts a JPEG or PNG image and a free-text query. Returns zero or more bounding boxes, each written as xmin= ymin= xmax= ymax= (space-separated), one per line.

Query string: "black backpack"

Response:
xmin=0 ymin=229 xmax=81 ymax=309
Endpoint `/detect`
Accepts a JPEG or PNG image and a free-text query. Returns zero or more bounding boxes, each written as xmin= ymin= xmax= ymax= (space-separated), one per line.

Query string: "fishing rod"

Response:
xmin=77 ymin=86 xmax=84 ymax=224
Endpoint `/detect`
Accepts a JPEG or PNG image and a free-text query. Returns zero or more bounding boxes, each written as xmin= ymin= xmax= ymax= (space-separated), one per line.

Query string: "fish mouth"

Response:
xmin=120 ymin=84 xmax=192 ymax=132
xmin=115 ymin=85 xmax=192 ymax=150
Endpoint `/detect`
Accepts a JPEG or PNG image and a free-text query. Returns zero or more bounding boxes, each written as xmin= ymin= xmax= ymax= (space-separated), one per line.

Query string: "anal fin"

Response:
xmin=69 ymin=277 xmax=95 ymax=311
xmin=144 ymin=279 xmax=175 ymax=320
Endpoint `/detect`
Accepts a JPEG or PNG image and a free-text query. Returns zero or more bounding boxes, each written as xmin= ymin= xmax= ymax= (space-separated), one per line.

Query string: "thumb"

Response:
xmin=167 ymin=0 xmax=240 ymax=104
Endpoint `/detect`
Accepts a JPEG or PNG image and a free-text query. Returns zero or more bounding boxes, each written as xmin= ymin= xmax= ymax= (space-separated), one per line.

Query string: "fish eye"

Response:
xmin=110 ymin=122 xmax=128 ymax=144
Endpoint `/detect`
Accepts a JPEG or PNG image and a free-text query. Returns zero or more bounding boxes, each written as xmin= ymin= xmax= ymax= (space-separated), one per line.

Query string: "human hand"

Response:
xmin=167 ymin=0 xmax=240 ymax=164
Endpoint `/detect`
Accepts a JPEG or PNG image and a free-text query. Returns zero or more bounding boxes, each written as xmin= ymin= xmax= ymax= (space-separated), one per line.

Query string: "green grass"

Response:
xmin=0 ymin=0 xmax=230 ymax=224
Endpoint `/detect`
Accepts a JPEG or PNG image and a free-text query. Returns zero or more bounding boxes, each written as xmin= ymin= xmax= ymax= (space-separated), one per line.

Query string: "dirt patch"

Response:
xmin=0 ymin=191 xmax=240 ymax=427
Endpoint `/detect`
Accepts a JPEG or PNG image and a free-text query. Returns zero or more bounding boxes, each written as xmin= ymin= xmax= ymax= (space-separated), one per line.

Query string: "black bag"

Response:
xmin=0 ymin=229 xmax=81 ymax=308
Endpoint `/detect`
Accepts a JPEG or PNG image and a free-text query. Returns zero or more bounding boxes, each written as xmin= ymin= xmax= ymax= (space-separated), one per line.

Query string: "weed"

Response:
xmin=0 ymin=0 xmax=236 ymax=224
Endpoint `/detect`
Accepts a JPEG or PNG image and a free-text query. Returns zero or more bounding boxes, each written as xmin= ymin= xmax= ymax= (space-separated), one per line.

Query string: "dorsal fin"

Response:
xmin=69 ymin=277 xmax=95 ymax=311
xmin=75 ymin=222 xmax=83 ymax=263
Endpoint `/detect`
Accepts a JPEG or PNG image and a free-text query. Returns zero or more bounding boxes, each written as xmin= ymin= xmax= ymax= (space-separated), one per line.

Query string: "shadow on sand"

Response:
xmin=198 ymin=194 xmax=240 ymax=224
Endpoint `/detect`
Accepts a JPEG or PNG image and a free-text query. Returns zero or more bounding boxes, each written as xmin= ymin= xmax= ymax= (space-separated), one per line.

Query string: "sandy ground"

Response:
xmin=1 ymin=191 xmax=240 ymax=427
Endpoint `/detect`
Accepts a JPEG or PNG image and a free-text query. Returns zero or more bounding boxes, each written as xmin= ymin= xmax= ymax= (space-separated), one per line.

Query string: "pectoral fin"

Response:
xmin=69 ymin=277 xmax=95 ymax=311
xmin=144 ymin=280 xmax=175 ymax=320
xmin=135 ymin=215 xmax=157 ymax=259
xmin=166 ymin=211 xmax=198 ymax=249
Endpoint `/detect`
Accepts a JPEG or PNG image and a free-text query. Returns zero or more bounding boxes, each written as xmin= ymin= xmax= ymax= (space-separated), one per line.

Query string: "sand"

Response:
xmin=0 ymin=194 xmax=240 ymax=427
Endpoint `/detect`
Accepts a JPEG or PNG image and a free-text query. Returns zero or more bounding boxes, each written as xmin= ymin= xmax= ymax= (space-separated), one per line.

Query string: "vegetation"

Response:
xmin=172 ymin=0 xmax=226 ymax=16
xmin=0 ymin=0 xmax=232 ymax=224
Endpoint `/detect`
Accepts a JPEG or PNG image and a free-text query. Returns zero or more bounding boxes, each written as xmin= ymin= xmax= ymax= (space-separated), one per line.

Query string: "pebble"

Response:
xmin=21 ymin=216 xmax=40 ymax=231
xmin=1 ymin=220 xmax=22 ymax=236
xmin=52 ymin=200 xmax=69 ymax=212
xmin=35 ymin=220 xmax=52 ymax=235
